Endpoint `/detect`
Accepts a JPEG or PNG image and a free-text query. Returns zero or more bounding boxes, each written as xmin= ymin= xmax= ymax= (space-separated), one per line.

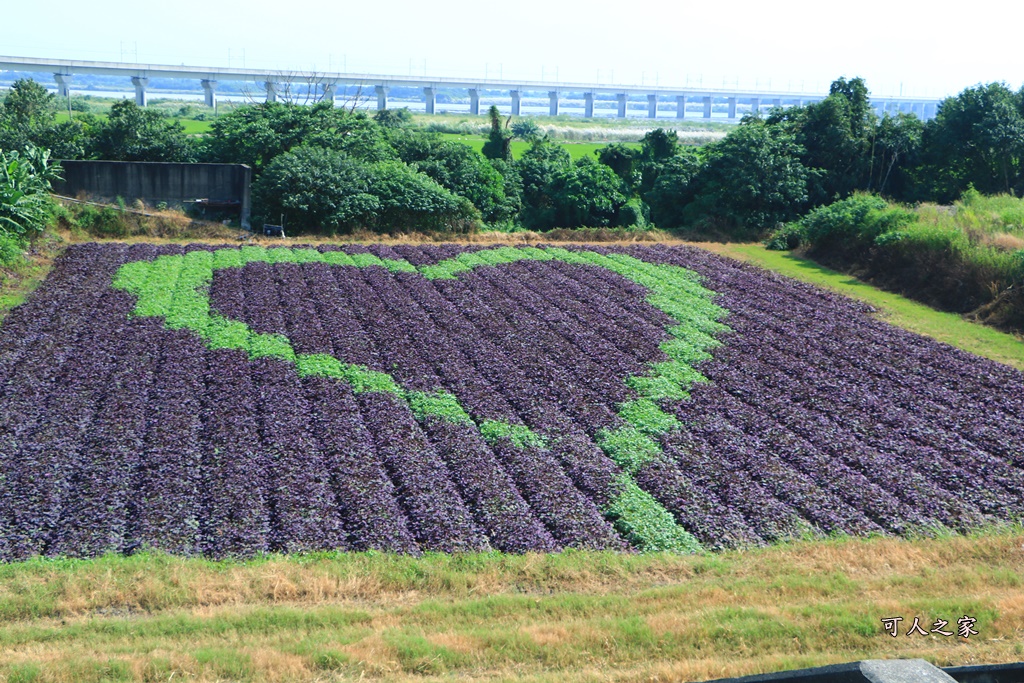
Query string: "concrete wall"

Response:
xmin=54 ymin=160 xmax=252 ymax=229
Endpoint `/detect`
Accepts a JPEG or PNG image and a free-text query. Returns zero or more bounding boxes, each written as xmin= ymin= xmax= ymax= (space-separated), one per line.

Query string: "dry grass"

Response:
xmin=986 ymin=232 xmax=1024 ymax=252
xmin=1 ymin=530 xmax=1023 ymax=681
xmin=0 ymin=231 xmax=63 ymax=327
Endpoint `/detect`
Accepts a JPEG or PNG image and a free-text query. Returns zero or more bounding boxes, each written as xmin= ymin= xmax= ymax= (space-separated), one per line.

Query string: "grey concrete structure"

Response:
xmin=1 ymin=55 xmax=943 ymax=121
xmin=264 ymin=81 xmax=278 ymax=103
xmin=322 ymin=82 xmax=338 ymax=103
xmin=469 ymin=88 xmax=480 ymax=115
xmin=423 ymin=86 xmax=435 ymax=114
xmin=647 ymin=93 xmax=658 ymax=118
xmin=131 ymin=76 xmax=148 ymax=106
xmin=750 ymin=96 xmax=760 ymax=115
xmin=53 ymin=72 xmax=71 ymax=97
xmin=584 ymin=91 xmax=594 ymax=118
xmin=676 ymin=94 xmax=686 ymax=119
xmin=201 ymin=79 xmax=217 ymax=108
xmin=54 ymin=160 xmax=252 ymax=229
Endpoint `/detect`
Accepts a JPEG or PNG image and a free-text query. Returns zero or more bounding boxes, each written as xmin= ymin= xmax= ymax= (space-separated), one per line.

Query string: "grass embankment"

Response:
xmin=1 ymin=530 xmax=1021 ymax=682
xmin=0 ymin=232 xmax=63 ymax=328
xmin=766 ymin=193 xmax=1024 ymax=335
xmin=699 ymin=241 xmax=1024 ymax=372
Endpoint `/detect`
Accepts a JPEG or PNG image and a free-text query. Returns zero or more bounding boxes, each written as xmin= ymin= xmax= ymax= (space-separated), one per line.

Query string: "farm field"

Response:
xmin=698 ymin=242 xmax=1024 ymax=372
xmin=1 ymin=243 xmax=1022 ymax=560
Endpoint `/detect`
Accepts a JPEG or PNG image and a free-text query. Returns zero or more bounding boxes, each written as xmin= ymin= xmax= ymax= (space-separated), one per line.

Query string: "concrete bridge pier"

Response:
xmin=548 ymin=91 xmax=559 ymax=116
xmin=264 ymin=81 xmax=278 ymax=103
xmin=676 ymin=95 xmax=687 ymax=119
xmin=616 ymin=93 xmax=627 ymax=118
xmin=322 ymin=82 xmax=337 ymax=105
xmin=53 ymin=73 xmax=72 ymax=97
xmin=584 ymin=92 xmax=594 ymax=118
xmin=796 ymin=99 xmax=804 ymax=108
xmin=423 ymin=87 xmax=435 ymax=114
xmin=510 ymin=90 xmax=521 ymax=116
xmin=375 ymin=85 xmax=389 ymax=110
xmin=201 ymin=79 xmax=217 ymax=108
xmin=727 ymin=97 xmax=737 ymax=119
xmin=703 ymin=96 xmax=712 ymax=118
xmin=131 ymin=77 xmax=148 ymax=107
xmin=469 ymin=88 xmax=480 ymax=115
xmin=647 ymin=94 xmax=658 ymax=118
xmin=750 ymin=97 xmax=760 ymax=115
xmin=772 ymin=98 xmax=782 ymax=109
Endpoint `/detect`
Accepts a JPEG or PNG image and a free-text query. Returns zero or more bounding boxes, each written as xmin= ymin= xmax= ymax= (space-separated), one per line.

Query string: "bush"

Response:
xmin=764 ymin=222 xmax=806 ymax=250
xmin=253 ymin=146 xmax=478 ymax=234
xmin=74 ymin=205 xmax=130 ymax=237
xmin=0 ymin=232 xmax=25 ymax=267
xmin=798 ymin=193 xmax=914 ymax=255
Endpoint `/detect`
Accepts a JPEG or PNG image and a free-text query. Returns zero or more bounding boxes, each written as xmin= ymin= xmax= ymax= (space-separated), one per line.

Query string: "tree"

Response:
xmin=89 ymin=100 xmax=194 ymax=162
xmin=1 ymin=79 xmax=56 ymax=129
xmin=546 ymin=157 xmax=628 ymax=228
xmin=514 ymin=139 xmax=571 ymax=229
xmin=597 ymin=143 xmax=642 ymax=188
xmin=202 ymin=101 xmax=393 ymax=171
xmin=917 ymin=83 xmax=1024 ymax=201
xmin=393 ymin=134 xmax=515 ymax=223
xmin=869 ymin=113 xmax=924 ymax=199
xmin=510 ymin=119 xmax=541 ymax=141
xmin=373 ymin=107 xmax=413 ymax=128
xmin=481 ymin=105 xmax=512 ymax=162
xmin=682 ymin=120 xmax=809 ymax=237
xmin=765 ymin=77 xmax=876 ymax=206
xmin=642 ymin=149 xmax=703 ymax=228
xmin=0 ymin=78 xmax=88 ymax=159
xmin=829 ymin=77 xmax=873 ymax=139
xmin=640 ymin=128 xmax=680 ymax=162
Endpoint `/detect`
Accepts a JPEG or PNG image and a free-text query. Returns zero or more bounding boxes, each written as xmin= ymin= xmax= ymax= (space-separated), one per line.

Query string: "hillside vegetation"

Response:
xmin=767 ymin=192 xmax=1024 ymax=333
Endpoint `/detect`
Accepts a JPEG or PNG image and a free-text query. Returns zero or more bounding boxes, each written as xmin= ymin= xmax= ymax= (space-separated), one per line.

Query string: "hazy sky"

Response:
xmin=4 ymin=0 xmax=1020 ymax=98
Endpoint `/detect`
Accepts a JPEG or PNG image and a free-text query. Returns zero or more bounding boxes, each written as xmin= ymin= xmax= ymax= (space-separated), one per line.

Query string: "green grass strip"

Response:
xmin=477 ymin=421 xmax=548 ymax=449
xmin=605 ymin=475 xmax=702 ymax=553
xmin=596 ymin=427 xmax=662 ymax=476
xmin=113 ymin=245 xmax=730 ymax=554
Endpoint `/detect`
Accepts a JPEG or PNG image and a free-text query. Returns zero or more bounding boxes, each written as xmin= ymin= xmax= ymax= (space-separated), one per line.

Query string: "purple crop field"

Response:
xmin=0 ymin=242 xmax=1021 ymax=560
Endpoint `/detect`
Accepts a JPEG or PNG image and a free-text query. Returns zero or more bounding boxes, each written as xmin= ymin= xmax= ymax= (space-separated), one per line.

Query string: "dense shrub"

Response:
xmin=0 ymin=232 xmax=25 ymax=267
xmin=253 ymin=146 xmax=477 ymax=234
xmin=768 ymin=192 xmax=1024 ymax=332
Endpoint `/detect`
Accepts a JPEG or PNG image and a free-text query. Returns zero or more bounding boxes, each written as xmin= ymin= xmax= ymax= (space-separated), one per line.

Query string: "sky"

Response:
xmin=3 ymin=0 xmax=1022 ymax=99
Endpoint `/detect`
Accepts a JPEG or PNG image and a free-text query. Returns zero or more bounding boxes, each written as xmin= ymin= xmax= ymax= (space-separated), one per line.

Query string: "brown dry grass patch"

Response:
xmin=1 ymin=531 xmax=1022 ymax=681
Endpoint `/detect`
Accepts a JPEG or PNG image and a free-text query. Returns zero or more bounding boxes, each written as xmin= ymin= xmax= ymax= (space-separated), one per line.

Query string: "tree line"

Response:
xmin=3 ymin=76 xmax=1024 ymax=236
